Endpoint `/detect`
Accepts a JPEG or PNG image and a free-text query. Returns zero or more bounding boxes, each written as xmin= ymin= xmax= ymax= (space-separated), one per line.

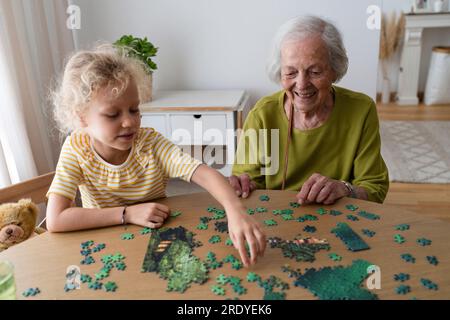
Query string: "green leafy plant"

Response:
xmin=114 ymin=35 xmax=158 ymax=73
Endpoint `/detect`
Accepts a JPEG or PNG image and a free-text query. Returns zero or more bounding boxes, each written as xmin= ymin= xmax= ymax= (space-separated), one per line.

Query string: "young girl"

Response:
xmin=46 ymin=44 xmax=265 ymax=267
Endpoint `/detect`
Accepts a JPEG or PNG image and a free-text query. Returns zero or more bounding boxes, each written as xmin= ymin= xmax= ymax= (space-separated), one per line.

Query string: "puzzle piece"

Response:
xmin=426 ymin=256 xmax=439 ymax=266
xmin=225 ymin=276 xmax=240 ymax=287
xmin=92 ymin=243 xmax=106 ymax=252
xmin=81 ymin=256 xmax=95 ymax=265
xmin=81 ymin=240 xmax=94 ymax=249
xmin=345 ymin=204 xmax=359 ymax=211
xmin=111 ymin=253 xmax=125 ymax=262
xmin=223 ymin=254 xmax=239 ymax=263
xmin=329 ymin=210 xmax=343 ymax=216
xmin=232 ymin=284 xmax=247 ymax=295
xmin=395 ymin=224 xmax=410 ymax=231
xmin=394 ymin=273 xmax=410 ymax=282
xmin=316 ymin=208 xmax=327 ymax=215
xmin=211 ymin=285 xmax=226 ymax=296
xmin=212 ymin=211 xmax=226 ymax=220
xmin=272 ymin=209 xmax=282 ymax=215
xmin=247 ymin=208 xmax=255 ymax=215
xmin=416 ymin=238 xmax=431 ymax=246
xmin=346 ymin=214 xmax=359 ymax=221
xmin=88 ymin=281 xmax=103 ymax=290
xmin=247 ymin=272 xmax=262 ymax=283
xmin=281 ymin=265 xmax=302 ymax=279
xmin=394 ymin=234 xmax=406 ymax=244
xmin=225 ymin=238 xmax=233 ymax=246
xmin=200 ymin=216 xmax=211 ymax=224
xmin=216 ymin=274 xmax=229 ymax=285
xmin=170 ymin=210 xmax=182 ymax=217
xmin=95 ymin=269 xmax=110 ymax=281
xmin=104 ymin=281 xmax=118 ymax=292
xmin=264 ymin=219 xmax=278 ymax=227
xmin=362 ymin=229 xmax=376 ymax=237
xmin=289 ymin=202 xmax=300 ymax=208
xmin=115 ymin=261 xmax=127 ymax=271
xmin=258 ymin=275 xmax=289 ymax=300
xmin=140 ymin=227 xmax=152 ymax=235
xmin=357 ymin=211 xmax=380 ymax=221
xmin=101 ymin=254 xmax=113 ymax=264
xmin=420 ymin=278 xmax=438 ymax=290
xmin=121 ymin=233 xmax=134 ymax=240
xmin=214 ymin=221 xmax=228 ymax=233
xmin=396 ymin=285 xmax=411 ymax=295
xmin=328 ymin=253 xmax=342 ymax=262
xmin=401 ymin=253 xmax=416 ymax=263
xmin=209 ymin=235 xmax=221 ymax=244
xmin=231 ymin=260 xmax=243 ymax=270
xmin=331 ymin=222 xmax=370 ymax=252
xmin=80 ymin=249 xmax=92 ymax=256
xmin=297 ymin=214 xmax=318 ymax=223
xmin=196 ymin=222 xmax=208 ymax=230
xmin=303 ymin=225 xmax=317 ymax=233
xmin=80 ymin=274 xmax=92 ymax=283
xmin=281 ymin=214 xmax=294 ymax=221
xmin=22 ymin=287 xmax=40 ymax=297
xmin=259 ymin=195 xmax=270 ymax=201
xmin=256 ymin=207 xmax=268 ymax=213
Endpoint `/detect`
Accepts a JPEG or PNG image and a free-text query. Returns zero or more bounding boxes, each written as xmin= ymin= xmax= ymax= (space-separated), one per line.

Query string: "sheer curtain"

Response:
xmin=0 ymin=0 xmax=74 ymax=188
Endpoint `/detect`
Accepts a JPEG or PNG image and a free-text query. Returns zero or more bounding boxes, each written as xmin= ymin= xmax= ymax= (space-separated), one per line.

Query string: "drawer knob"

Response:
xmin=193 ymin=114 xmax=202 ymax=119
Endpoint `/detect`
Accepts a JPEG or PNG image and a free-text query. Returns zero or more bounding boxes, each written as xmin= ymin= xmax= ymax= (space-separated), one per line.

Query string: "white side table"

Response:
xmin=397 ymin=13 xmax=450 ymax=105
xmin=140 ymin=90 xmax=250 ymax=176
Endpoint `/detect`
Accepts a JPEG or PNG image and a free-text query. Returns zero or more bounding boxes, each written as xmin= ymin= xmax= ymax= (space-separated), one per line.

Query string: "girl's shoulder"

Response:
xmin=63 ymin=130 xmax=91 ymax=156
xmin=134 ymin=127 xmax=163 ymax=148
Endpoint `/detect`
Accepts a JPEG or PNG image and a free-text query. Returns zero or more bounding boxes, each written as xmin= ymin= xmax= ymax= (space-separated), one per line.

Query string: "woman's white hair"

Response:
xmin=266 ymin=15 xmax=348 ymax=84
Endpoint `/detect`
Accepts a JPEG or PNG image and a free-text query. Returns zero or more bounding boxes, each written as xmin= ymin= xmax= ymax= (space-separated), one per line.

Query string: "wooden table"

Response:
xmin=1 ymin=190 xmax=449 ymax=300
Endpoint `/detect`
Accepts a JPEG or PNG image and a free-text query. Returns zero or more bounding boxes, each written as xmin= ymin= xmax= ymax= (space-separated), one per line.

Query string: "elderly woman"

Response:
xmin=230 ymin=15 xmax=389 ymax=204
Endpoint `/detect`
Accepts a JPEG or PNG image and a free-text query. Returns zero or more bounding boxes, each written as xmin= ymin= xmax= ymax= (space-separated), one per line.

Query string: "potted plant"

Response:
xmin=114 ymin=35 xmax=158 ymax=101
xmin=379 ymin=12 xmax=404 ymax=104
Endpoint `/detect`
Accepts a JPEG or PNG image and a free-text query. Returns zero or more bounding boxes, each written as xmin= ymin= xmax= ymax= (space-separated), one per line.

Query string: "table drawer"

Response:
xmin=169 ymin=114 xmax=228 ymax=145
xmin=140 ymin=114 xmax=168 ymax=137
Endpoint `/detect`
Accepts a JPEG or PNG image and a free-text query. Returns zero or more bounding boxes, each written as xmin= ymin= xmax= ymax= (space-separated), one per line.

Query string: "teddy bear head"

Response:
xmin=0 ymin=199 xmax=38 ymax=251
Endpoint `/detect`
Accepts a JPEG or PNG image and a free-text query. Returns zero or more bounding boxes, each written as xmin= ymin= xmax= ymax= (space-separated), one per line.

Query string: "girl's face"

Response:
xmin=81 ymin=79 xmax=141 ymax=164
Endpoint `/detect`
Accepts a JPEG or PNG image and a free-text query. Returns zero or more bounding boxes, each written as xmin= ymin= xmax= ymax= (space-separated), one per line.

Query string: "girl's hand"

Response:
xmin=126 ymin=202 xmax=170 ymax=228
xmin=228 ymin=174 xmax=257 ymax=198
xmin=296 ymin=173 xmax=349 ymax=205
xmin=227 ymin=209 xmax=266 ymax=267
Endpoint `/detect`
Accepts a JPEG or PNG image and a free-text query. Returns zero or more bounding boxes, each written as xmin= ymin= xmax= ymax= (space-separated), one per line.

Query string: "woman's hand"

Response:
xmin=228 ymin=174 xmax=257 ymax=198
xmin=227 ymin=208 xmax=266 ymax=267
xmin=126 ymin=202 xmax=170 ymax=228
xmin=296 ymin=173 xmax=349 ymax=205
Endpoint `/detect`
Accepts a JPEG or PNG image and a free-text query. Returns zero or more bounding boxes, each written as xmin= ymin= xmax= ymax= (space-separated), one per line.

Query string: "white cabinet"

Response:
xmin=140 ymin=90 xmax=250 ymax=176
xmin=397 ymin=13 xmax=450 ymax=105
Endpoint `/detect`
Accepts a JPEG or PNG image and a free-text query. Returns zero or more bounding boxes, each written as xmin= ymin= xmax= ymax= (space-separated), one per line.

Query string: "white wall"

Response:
xmin=72 ymin=0 xmax=382 ymax=104
xmin=378 ymin=0 xmax=450 ymax=94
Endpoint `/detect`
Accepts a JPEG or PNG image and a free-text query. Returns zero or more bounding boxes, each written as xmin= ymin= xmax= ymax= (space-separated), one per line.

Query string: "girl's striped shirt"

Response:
xmin=47 ymin=127 xmax=202 ymax=208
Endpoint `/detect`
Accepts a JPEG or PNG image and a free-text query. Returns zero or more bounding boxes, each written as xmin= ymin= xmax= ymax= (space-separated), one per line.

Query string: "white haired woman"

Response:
xmin=230 ymin=15 xmax=389 ymax=204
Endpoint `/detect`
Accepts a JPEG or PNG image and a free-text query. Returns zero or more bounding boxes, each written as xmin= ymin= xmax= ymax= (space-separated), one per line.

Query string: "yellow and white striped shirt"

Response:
xmin=47 ymin=128 xmax=202 ymax=208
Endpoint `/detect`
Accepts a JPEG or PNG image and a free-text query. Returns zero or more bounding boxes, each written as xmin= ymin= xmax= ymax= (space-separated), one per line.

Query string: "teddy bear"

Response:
xmin=0 ymin=198 xmax=40 ymax=252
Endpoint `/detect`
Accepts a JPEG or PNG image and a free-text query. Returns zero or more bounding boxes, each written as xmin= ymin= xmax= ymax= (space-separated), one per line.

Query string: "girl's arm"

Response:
xmin=46 ymin=193 xmax=169 ymax=232
xmin=191 ymin=164 xmax=266 ymax=267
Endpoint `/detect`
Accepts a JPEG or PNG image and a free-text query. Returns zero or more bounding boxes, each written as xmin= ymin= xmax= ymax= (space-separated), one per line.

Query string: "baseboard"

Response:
xmin=376 ymin=91 xmax=424 ymax=103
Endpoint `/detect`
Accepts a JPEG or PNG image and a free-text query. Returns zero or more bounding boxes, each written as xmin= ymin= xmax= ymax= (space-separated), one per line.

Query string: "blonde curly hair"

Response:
xmin=51 ymin=43 xmax=152 ymax=135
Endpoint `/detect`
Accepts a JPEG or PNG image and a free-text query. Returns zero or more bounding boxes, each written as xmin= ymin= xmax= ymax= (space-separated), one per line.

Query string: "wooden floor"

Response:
xmin=377 ymin=101 xmax=450 ymax=222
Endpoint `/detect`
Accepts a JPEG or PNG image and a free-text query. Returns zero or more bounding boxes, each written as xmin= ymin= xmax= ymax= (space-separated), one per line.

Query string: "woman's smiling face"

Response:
xmin=280 ymin=35 xmax=336 ymax=113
